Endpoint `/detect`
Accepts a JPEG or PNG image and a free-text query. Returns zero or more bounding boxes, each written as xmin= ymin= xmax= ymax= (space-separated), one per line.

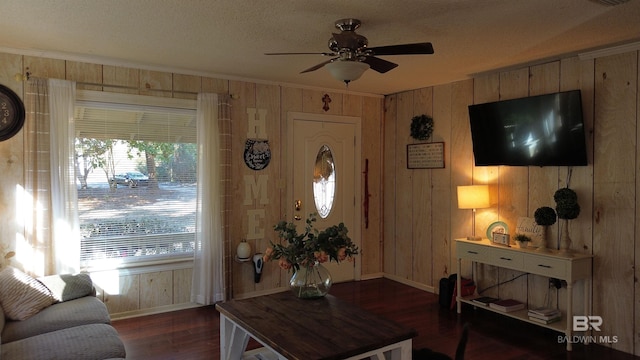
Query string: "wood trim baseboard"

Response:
xmin=110 ymin=302 xmax=202 ymax=321
xmin=382 ymin=273 xmax=436 ymax=293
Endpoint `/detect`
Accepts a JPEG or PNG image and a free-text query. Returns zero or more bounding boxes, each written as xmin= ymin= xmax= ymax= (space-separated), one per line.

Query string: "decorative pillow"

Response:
xmin=38 ymin=273 xmax=94 ymax=302
xmin=0 ymin=266 xmax=55 ymax=321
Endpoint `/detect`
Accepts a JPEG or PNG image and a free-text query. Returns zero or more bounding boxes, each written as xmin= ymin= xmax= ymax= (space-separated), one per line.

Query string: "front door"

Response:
xmin=288 ymin=112 xmax=361 ymax=282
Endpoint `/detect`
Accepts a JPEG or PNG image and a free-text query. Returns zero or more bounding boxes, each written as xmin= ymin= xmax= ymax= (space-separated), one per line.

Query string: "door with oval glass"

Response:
xmin=288 ymin=112 xmax=361 ymax=283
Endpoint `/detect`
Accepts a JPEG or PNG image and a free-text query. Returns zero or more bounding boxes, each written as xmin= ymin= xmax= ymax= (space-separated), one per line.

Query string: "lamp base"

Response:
xmin=466 ymin=236 xmax=482 ymax=241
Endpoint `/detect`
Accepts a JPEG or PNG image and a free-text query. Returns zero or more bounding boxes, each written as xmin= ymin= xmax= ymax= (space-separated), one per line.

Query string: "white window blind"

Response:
xmin=75 ymin=97 xmax=197 ymax=267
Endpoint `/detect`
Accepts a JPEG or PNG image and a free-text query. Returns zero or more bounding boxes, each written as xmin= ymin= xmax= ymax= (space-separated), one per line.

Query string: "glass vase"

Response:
xmin=289 ymin=261 xmax=332 ymax=299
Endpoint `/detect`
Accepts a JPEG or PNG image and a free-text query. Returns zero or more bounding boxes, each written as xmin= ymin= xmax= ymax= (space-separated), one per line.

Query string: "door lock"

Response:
xmin=294 ymin=200 xmax=302 ymax=220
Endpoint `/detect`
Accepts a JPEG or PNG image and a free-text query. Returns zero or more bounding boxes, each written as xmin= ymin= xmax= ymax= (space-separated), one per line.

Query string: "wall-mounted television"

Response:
xmin=468 ymin=90 xmax=588 ymax=167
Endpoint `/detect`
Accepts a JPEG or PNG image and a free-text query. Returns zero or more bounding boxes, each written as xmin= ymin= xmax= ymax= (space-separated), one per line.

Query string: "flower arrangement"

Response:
xmin=263 ymin=213 xmax=359 ymax=273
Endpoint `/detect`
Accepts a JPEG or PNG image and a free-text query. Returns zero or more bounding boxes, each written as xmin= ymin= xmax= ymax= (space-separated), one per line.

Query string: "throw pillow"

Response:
xmin=38 ymin=273 xmax=94 ymax=302
xmin=0 ymin=266 xmax=55 ymax=320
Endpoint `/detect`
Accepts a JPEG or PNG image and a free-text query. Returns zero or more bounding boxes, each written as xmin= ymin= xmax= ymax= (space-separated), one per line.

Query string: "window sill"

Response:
xmin=83 ymin=256 xmax=194 ymax=275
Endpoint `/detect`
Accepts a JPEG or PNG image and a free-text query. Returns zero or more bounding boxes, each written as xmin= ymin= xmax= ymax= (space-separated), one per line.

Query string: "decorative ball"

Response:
xmin=410 ymin=114 xmax=434 ymax=141
xmin=554 ymin=188 xmax=580 ymax=220
xmin=557 ymin=203 xmax=580 ymax=220
xmin=534 ymin=206 xmax=557 ymax=226
xmin=554 ymin=188 xmax=578 ymax=205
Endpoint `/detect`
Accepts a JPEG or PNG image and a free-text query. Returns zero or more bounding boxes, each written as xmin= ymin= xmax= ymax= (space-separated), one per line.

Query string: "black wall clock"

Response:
xmin=0 ymin=84 xmax=26 ymax=142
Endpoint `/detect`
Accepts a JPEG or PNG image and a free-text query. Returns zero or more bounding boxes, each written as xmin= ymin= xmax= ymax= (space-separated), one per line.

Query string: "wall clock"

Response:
xmin=0 ymin=84 xmax=26 ymax=142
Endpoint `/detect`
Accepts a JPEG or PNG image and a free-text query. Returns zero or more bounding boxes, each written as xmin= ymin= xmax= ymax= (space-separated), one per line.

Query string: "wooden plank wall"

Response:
xmin=383 ymin=51 xmax=639 ymax=355
xmin=2 ymin=47 xmax=639 ymax=356
xmin=0 ymin=52 xmax=384 ymax=315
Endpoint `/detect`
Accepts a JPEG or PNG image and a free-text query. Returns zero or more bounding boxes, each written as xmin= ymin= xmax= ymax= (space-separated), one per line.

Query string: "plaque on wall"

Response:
xmin=244 ymin=139 xmax=271 ymax=170
xmin=406 ymin=142 xmax=445 ymax=169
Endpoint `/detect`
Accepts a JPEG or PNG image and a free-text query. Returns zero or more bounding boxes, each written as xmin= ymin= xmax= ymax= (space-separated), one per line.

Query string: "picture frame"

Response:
xmin=492 ymin=233 xmax=510 ymax=246
xmin=406 ymin=142 xmax=445 ymax=169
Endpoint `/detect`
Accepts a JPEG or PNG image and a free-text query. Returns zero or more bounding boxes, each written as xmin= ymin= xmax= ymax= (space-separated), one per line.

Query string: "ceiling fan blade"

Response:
xmin=265 ymin=52 xmax=336 ymax=56
xmin=362 ymin=56 xmax=398 ymax=74
xmin=368 ymin=42 xmax=434 ymax=56
xmin=300 ymin=59 xmax=335 ymax=73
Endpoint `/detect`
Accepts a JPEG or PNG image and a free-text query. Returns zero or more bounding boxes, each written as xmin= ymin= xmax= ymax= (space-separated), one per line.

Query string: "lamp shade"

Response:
xmin=325 ymin=61 xmax=369 ymax=83
xmin=457 ymin=185 xmax=490 ymax=209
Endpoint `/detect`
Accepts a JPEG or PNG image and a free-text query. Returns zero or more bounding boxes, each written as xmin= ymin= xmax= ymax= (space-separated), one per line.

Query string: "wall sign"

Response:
xmin=244 ymin=139 xmax=271 ymax=170
xmin=406 ymin=142 xmax=445 ymax=169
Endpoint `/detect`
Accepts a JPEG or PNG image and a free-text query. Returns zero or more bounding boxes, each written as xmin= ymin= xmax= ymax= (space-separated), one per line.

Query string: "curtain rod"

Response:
xmin=16 ymin=70 xmax=237 ymax=98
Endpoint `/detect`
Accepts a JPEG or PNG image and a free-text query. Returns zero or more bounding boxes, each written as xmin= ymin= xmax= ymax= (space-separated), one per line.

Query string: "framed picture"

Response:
xmin=406 ymin=142 xmax=445 ymax=169
xmin=487 ymin=221 xmax=509 ymax=246
xmin=492 ymin=233 xmax=510 ymax=246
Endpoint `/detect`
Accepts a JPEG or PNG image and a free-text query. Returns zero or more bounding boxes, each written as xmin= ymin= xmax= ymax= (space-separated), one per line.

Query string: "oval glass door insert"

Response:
xmin=313 ymin=145 xmax=336 ymax=218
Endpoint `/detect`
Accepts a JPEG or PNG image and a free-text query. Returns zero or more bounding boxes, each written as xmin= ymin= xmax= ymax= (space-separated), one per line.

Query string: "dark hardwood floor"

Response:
xmin=112 ymin=278 xmax=638 ymax=360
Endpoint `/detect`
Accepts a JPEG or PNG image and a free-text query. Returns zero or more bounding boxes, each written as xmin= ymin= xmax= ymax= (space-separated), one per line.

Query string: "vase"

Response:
xmin=289 ymin=261 xmax=332 ymax=299
xmin=236 ymin=239 xmax=251 ymax=261
xmin=559 ymin=219 xmax=573 ymax=257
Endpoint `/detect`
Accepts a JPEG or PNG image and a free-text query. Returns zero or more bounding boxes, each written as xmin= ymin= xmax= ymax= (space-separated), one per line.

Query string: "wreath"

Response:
xmin=410 ymin=114 xmax=433 ymax=141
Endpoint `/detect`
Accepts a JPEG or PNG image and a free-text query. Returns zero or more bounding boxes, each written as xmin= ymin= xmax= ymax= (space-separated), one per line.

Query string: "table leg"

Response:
xmin=220 ymin=315 xmax=250 ymax=360
xmin=566 ymin=281 xmax=573 ymax=351
xmin=457 ymin=258 xmax=462 ymax=314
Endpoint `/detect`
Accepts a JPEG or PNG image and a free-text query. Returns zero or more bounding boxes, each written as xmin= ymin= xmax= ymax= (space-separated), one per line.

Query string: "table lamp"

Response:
xmin=457 ymin=185 xmax=490 ymax=240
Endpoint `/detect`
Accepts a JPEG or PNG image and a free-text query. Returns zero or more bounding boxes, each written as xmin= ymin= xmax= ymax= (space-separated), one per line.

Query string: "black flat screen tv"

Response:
xmin=468 ymin=90 xmax=588 ymax=167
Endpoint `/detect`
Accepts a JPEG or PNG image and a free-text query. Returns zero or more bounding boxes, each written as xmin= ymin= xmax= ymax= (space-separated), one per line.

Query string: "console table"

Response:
xmin=455 ymin=238 xmax=593 ymax=351
xmin=216 ymin=291 xmax=417 ymax=359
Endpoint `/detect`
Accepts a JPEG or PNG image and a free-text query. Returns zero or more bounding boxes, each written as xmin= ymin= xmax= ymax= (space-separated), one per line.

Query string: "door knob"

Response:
xmin=294 ymin=200 xmax=302 ymax=211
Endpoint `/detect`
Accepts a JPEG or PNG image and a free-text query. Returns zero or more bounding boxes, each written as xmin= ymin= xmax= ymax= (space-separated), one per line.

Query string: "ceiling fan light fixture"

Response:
xmin=325 ymin=61 xmax=370 ymax=84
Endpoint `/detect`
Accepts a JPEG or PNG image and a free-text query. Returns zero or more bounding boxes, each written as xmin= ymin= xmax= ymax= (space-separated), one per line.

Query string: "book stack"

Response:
xmin=471 ymin=296 xmax=499 ymax=306
xmin=527 ymin=308 xmax=562 ymax=324
xmin=488 ymin=299 xmax=525 ymax=312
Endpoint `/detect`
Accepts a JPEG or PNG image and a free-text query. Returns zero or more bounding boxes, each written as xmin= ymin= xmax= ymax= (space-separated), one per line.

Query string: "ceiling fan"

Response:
xmin=265 ymin=18 xmax=434 ymax=84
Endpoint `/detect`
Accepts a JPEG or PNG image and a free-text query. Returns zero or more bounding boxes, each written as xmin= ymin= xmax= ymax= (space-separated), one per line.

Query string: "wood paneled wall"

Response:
xmin=0 ymin=52 xmax=384 ymax=315
xmin=383 ymin=52 xmax=638 ymax=355
xmin=229 ymin=84 xmax=385 ymax=297
xmin=2 ymin=46 xmax=638 ymax=356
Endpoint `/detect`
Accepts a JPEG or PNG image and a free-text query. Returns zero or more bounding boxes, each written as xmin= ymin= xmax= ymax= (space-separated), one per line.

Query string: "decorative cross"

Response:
xmin=322 ymin=94 xmax=331 ymax=112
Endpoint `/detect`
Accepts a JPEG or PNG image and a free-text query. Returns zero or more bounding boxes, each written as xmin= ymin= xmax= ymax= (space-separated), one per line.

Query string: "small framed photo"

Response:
xmin=492 ymin=232 xmax=510 ymax=246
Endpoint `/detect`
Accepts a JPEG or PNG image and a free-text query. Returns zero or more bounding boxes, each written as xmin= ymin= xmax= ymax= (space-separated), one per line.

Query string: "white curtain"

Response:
xmin=48 ymin=79 xmax=80 ymax=274
xmin=191 ymin=93 xmax=225 ymax=304
xmin=23 ymin=78 xmax=79 ymax=275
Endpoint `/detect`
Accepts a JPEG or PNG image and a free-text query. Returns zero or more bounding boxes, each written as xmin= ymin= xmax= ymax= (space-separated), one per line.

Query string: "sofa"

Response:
xmin=0 ymin=266 xmax=126 ymax=360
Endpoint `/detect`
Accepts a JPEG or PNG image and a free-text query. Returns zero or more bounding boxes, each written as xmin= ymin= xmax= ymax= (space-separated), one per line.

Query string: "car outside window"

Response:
xmin=75 ymin=97 xmax=197 ymax=267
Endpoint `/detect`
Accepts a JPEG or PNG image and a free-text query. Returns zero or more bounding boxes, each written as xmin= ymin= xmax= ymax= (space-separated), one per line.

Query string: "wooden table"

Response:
xmin=215 ymin=291 xmax=417 ymax=360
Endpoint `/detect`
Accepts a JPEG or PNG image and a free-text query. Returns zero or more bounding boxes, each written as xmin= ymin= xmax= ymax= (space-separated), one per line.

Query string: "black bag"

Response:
xmin=438 ymin=274 xmax=457 ymax=308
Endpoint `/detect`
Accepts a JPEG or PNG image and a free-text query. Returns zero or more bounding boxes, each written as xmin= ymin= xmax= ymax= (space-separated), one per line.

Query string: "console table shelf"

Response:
xmin=458 ymin=297 xmax=565 ymax=332
xmin=455 ymin=238 xmax=593 ymax=351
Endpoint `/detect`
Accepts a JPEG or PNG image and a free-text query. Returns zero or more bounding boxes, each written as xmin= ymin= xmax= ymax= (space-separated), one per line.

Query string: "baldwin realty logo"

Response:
xmin=557 ymin=316 xmax=618 ymax=345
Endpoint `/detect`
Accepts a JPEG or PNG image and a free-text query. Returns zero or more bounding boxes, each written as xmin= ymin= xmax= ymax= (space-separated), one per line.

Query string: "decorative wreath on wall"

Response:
xmin=410 ymin=114 xmax=434 ymax=141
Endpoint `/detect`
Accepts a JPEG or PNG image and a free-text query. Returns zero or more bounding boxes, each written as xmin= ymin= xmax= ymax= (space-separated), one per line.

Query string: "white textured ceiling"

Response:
xmin=2 ymin=0 xmax=640 ymax=95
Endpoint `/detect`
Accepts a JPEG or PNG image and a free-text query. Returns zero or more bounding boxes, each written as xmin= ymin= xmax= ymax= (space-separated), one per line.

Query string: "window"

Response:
xmin=312 ymin=144 xmax=336 ymax=218
xmin=75 ymin=92 xmax=197 ymax=267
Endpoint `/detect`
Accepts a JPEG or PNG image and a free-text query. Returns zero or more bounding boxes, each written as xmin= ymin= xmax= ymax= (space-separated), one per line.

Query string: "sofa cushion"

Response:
xmin=38 ymin=273 xmax=94 ymax=302
xmin=1 ymin=323 xmax=126 ymax=360
xmin=2 ymin=296 xmax=111 ymax=344
xmin=0 ymin=266 xmax=55 ymax=321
